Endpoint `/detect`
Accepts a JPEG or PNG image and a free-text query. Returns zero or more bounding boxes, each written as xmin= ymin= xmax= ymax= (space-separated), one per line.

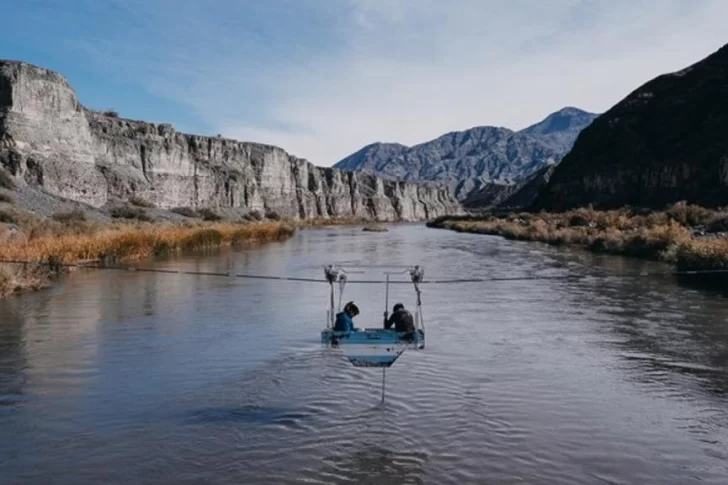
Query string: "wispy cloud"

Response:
xmin=4 ymin=0 xmax=727 ymax=165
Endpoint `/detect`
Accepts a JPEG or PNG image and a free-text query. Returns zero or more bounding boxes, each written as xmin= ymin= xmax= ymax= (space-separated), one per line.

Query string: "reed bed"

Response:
xmin=428 ymin=202 xmax=728 ymax=271
xmin=0 ymin=218 xmax=295 ymax=298
xmin=0 ymin=221 xmax=294 ymax=264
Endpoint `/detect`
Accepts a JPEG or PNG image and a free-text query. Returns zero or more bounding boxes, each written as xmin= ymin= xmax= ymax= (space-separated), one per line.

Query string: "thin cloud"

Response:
xmin=7 ymin=0 xmax=726 ymax=166
xmin=219 ymin=0 xmax=728 ymax=164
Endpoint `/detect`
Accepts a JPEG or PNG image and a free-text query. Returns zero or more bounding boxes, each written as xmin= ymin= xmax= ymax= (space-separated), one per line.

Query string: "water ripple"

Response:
xmin=1 ymin=224 xmax=728 ymax=484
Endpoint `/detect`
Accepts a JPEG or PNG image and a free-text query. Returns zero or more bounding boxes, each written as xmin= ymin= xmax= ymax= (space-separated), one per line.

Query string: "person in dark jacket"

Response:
xmin=385 ymin=303 xmax=415 ymax=333
xmin=333 ymin=301 xmax=360 ymax=332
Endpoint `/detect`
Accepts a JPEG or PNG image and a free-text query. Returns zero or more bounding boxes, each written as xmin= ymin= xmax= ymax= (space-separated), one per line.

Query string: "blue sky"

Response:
xmin=2 ymin=0 xmax=727 ymax=165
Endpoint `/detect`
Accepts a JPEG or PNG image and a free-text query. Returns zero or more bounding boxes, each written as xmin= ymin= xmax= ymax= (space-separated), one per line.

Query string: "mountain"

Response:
xmin=0 ymin=60 xmax=461 ymax=221
xmin=534 ymin=43 xmax=728 ymax=212
xmin=519 ymin=107 xmax=601 ymax=153
xmin=334 ymin=107 xmax=598 ymax=200
xmin=462 ymin=165 xmax=557 ymax=210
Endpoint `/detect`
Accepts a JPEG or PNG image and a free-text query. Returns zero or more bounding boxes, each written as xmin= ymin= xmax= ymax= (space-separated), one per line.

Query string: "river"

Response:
xmin=1 ymin=223 xmax=727 ymax=484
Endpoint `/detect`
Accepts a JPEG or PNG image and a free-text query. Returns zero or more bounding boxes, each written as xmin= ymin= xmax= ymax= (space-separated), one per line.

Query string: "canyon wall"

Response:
xmin=0 ymin=60 xmax=461 ymax=221
xmin=533 ymin=43 xmax=728 ymax=212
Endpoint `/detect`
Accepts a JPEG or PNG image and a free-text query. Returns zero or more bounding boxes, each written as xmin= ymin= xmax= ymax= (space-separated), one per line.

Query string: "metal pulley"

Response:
xmin=324 ymin=264 xmax=340 ymax=284
xmin=337 ymin=272 xmax=347 ymax=311
xmin=409 ymin=265 xmax=424 ymax=284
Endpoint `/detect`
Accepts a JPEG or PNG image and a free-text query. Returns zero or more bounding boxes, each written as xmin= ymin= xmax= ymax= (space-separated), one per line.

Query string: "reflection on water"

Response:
xmin=320 ymin=444 xmax=428 ymax=485
xmin=1 ymin=224 xmax=728 ymax=484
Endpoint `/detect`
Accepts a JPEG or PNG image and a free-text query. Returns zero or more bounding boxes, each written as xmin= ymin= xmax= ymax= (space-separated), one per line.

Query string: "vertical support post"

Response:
xmin=381 ymin=368 xmax=386 ymax=403
xmin=329 ymin=282 xmax=335 ymax=328
xmin=383 ymin=274 xmax=390 ymax=327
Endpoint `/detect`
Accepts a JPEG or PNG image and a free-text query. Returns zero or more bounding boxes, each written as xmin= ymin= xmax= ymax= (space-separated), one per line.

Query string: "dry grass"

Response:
xmin=0 ymin=211 xmax=296 ymax=298
xmin=0 ymin=220 xmax=295 ymax=265
xmin=429 ymin=202 xmax=728 ymax=271
xmin=0 ymin=264 xmax=60 ymax=299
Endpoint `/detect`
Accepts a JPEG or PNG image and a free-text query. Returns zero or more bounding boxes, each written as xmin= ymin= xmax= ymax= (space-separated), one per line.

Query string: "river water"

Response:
xmin=1 ymin=224 xmax=728 ymax=484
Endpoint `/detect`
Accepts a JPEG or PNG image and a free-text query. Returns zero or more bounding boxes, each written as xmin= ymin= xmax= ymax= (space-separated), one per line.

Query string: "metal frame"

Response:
xmin=320 ymin=263 xmax=427 ymax=402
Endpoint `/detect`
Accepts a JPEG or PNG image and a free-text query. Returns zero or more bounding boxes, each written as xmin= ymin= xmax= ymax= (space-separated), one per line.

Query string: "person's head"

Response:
xmin=393 ymin=303 xmax=405 ymax=312
xmin=344 ymin=301 xmax=359 ymax=318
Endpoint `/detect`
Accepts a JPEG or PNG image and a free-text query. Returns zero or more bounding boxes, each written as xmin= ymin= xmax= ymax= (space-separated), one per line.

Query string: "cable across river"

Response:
xmin=1 ymin=259 xmax=727 ymax=284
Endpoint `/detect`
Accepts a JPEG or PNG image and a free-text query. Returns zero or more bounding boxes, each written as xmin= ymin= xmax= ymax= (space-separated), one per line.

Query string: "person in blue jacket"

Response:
xmin=334 ymin=301 xmax=360 ymax=332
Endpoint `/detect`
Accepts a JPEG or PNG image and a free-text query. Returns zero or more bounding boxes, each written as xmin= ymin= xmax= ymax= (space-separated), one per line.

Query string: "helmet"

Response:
xmin=393 ymin=303 xmax=404 ymax=312
xmin=344 ymin=301 xmax=359 ymax=316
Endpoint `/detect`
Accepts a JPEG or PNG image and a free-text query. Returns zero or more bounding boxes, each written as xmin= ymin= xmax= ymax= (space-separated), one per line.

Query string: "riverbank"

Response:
xmin=427 ymin=203 xmax=728 ymax=272
xmin=0 ymin=210 xmax=297 ymax=298
xmin=0 ymin=207 xmax=406 ymax=298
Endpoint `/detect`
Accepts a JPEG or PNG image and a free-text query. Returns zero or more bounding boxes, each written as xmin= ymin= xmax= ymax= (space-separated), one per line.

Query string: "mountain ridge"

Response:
xmin=533 ymin=42 xmax=728 ymax=211
xmin=334 ymin=107 xmax=598 ymax=200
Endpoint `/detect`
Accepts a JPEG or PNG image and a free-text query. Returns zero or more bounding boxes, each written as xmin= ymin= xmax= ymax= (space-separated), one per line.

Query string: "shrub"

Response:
xmin=103 ymin=109 xmax=119 ymax=117
xmin=52 ymin=208 xmax=87 ymax=223
xmin=244 ymin=210 xmax=263 ymax=221
xmin=197 ymin=208 xmax=222 ymax=221
xmin=0 ymin=193 xmax=14 ymax=204
xmin=110 ymin=206 xmax=151 ymax=222
xmin=171 ymin=207 xmax=199 ymax=218
xmin=0 ymin=209 xmax=17 ymax=224
xmin=129 ymin=195 xmax=155 ymax=208
xmin=0 ymin=168 xmax=14 ymax=189
xmin=706 ymin=214 xmax=728 ymax=233
xmin=265 ymin=210 xmax=281 ymax=221
xmin=665 ymin=201 xmax=716 ymax=227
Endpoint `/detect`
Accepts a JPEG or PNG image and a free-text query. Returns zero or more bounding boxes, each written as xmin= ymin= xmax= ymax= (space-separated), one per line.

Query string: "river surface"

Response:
xmin=1 ymin=224 xmax=728 ymax=484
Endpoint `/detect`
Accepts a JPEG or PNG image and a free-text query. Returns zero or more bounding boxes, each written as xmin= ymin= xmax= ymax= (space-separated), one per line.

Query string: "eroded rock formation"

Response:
xmin=0 ymin=60 xmax=461 ymax=221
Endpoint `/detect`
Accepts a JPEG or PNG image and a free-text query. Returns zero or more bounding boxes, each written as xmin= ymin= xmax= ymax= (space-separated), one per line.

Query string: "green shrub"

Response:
xmin=0 ymin=168 xmax=14 ymax=189
xmin=52 ymin=209 xmax=87 ymax=223
xmin=265 ymin=210 xmax=281 ymax=221
xmin=171 ymin=207 xmax=199 ymax=218
xmin=197 ymin=208 xmax=222 ymax=221
xmin=0 ymin=209 xmax=17 ymax=224
xmin=110 ymin=206 xmax=151 ymax=222
xmin=129 ymin=195 xmax=155 ymax=208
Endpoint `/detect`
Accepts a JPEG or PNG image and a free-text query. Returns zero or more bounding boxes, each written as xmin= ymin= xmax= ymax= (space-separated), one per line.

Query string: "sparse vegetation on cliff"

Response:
xmin=428 ymin=202 xmax=728 ymax=271
xmin=0 ymin=167 xmax=15 ymax=189
xmin=129 ymin=195 xmax=155 ymax=208
xmin=0 ymin=210 xmax=296 ymax=298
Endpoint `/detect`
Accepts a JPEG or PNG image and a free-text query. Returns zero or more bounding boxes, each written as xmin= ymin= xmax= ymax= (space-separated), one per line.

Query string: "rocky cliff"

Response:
xmin=0 ymin=60 xmax=461 ymax=221
xmin=534 ymin=43 xmax=728 ymax=212
xmin=462 ymin=165 xmax=556 ymax=210
xmin=334 ymin=107 xmax=597 ymax=200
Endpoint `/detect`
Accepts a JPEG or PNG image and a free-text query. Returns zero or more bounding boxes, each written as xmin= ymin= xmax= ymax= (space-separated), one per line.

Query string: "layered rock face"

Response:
xmin=0 ymin=61 xmax=460 ymax=221
xmin=462 ymin=165 xmax=556 ymax=210
xmin=334 ymin=107 xmax=597 ymax=201
xmin=534 ymin=43 xmax=728 ymax=212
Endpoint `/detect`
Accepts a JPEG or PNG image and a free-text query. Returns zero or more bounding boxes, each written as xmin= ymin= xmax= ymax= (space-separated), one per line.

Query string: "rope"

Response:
xmin=1 ymin=259 xmax=727 ymax=284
